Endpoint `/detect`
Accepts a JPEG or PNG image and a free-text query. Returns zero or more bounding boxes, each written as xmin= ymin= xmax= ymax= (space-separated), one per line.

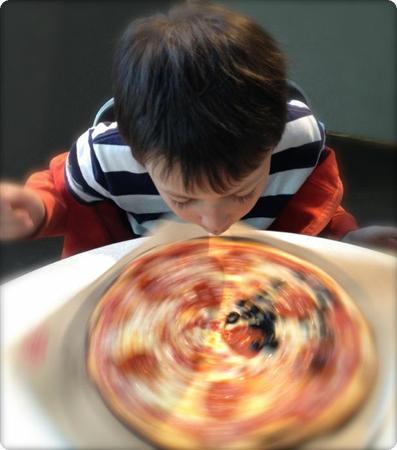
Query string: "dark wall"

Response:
xmin=227 ymin=0 xmax=396 ymax=143
xmin=1 ymin=1 xmax=396 ymax=281
xmin=1 ymin=1 xmax=171 ymax=180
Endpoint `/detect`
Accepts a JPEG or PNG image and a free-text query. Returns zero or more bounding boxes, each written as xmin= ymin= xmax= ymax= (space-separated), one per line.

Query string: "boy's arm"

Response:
xmin=268 ymin=147 xmax=358 ymax=239
xmin=24 ymin=152 xmax=70 ymax=238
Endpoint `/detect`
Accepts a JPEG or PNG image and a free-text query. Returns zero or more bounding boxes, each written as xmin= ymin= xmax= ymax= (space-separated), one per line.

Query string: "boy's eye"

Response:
xmin=233 ymin=191 xmax=256 ymax=203
xmin=170 ymin=190 xmax=256 ymax=208
xmin=172 ymin=199 xmax=192 ymax=209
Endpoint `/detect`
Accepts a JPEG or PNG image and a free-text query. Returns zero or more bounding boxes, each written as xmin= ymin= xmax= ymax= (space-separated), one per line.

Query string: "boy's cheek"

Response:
xmin=172 ymin=208 xmax=199 ymax=224
xmin=160 ymin=198 xmax=196 ymax=223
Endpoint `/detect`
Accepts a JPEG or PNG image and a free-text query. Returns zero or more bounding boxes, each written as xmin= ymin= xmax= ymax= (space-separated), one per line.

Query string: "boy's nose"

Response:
xmin=200 ymin=213 xmax=231 ymax=235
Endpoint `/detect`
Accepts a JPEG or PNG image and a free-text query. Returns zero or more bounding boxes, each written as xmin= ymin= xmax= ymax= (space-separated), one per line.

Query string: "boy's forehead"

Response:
xmin=147 ymin=157 xmax=268 ymax=197
xmin=150 ymin=164 xmax=235 ymax=195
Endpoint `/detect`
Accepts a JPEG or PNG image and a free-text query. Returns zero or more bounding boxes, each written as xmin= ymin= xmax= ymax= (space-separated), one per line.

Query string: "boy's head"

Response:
xmin=113 ymin=1 xmax=287 ymax=234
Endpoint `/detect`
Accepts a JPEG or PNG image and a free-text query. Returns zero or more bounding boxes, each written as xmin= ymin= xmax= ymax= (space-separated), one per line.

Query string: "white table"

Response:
xmin=1 ymin=231 xmax=395 ymax=449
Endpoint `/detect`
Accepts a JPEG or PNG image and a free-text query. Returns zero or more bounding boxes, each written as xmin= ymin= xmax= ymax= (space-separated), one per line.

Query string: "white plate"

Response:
xmin=2 ymin=223 xmax=396 ymax=449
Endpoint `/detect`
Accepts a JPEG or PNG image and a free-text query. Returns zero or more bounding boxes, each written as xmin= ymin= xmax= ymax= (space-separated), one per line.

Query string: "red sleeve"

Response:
xmin=268 ymin=147 xmax=358 ymax=240
xmin=25 ymin=152 xmax=69 ymax=237
xmin=319 ymin=205 xmax=358 ymax=240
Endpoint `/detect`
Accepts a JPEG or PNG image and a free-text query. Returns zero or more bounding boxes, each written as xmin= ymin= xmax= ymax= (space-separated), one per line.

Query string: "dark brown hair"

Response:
xmin=113 ymin=1 xmax=287 ymax=192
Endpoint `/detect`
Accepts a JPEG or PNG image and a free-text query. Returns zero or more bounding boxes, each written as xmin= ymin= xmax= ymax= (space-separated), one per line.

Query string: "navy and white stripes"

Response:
xmin=65 ymin=99 xmax=325 ymax=235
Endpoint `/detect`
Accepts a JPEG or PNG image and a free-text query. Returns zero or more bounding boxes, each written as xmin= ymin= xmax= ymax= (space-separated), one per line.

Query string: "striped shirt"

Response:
xmin=65 ymin=99 xmax=325 ymax=236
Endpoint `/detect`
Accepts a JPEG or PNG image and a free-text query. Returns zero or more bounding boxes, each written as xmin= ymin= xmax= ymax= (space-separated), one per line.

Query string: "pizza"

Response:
xmin=87 ymin=237 xmax=377 ymax=449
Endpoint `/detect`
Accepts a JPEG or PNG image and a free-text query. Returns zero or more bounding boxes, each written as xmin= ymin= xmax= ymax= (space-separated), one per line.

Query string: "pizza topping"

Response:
xmin=250 ymin=304 xmax=260 ymax=315
xmin=192 ymin=281 xmax=222 ymax=307
xmin=236 ymin=299 xmax=247 ymax=307
xmin=254 ymin=293 xmax=266 ymax=302
xmin=248 ymin=307 xmax=276 ymax=328
xmin=256 ymin=289 xmax=273 ymax=299
xmin=250 ymin=310 xmax=265 ymax=326
xmin=261 ymin=329 xmax=278 ymax=351
xmin=222 ymin=324 xmax=265 ymax=358
xmin=250 ymin=340 xmax=264 ymax=351
xmin=266 ymin=337 xmax=279 ymax=350
xmin=171 ymin=347 xmax=203 ymax=371
xmin=137 ymin=273 xmax=172 ymax=301
xmin=315 ymin=311 xmax=330 ymax=338
xmin=264 ymin=310 xmax=276 ymax=321
xmin=241 ymin=311 xmax=252 ymax=320
xmin=250 ymin=313 xmax=274 ymax=333
xmin=116 ymin=352 xmax=159 ymax=380
xmin=205 ymin=381 xmax=244 ymax=419
xmin=294 ymin=270 xmax=307 ymax=281
xmin=224 ymin=299 xmax=279 ymax=354
xmin=252 ymin=310 xmax=270 ymax=326
xmin=315 ymin=287 xmax=336 ymax=310
xmin=226 ymin=312 xmax=240 ymax=324
xmin=274 ymin=285 xmax=316 ymax=319
xmin=310 ymin=351 xmax=329 ymax=371
xmin=271 ymin=278 xmax=286 ymax=290
xmin=310 ymin=338 xmax=335 ymax=372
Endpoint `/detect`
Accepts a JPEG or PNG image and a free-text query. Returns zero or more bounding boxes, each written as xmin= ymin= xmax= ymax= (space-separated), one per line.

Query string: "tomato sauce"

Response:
xmin=275 ymin=285 xmax=316 ymax=319
xmin=116 ymin=352 xmax=159 ymax=380
xmin=222 ymin=325 xmax=265 ymax=358
xmin=205 ymin=380 xmax=245 ymax=419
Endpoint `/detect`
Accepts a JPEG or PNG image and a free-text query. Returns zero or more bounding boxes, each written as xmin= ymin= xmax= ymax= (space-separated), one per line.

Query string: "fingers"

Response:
xmin=368 ymin=226 xmax=397 ymax=250
xmin=0 ymin=198 xmax=35 ymax=240
xmin=343 ymin=225 xmax=397 ymax=253
xmin=0 ymin=183 xmax=39 ymax=240
xmin=0 ymin=182 xmax=31 ymax=208
xmin=379 ymin=236 xmax=397 ymax=251
xmin=381 ymin=227 xmax=397 ymax=240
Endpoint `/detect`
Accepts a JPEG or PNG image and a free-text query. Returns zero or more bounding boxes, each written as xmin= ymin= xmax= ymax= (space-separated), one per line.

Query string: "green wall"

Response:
xmin=221 ymin=0 xmax=396 ymax=143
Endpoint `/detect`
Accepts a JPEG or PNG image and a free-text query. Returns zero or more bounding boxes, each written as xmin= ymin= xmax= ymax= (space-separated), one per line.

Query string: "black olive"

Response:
xmin=322 ymin=287 xmax=333 ymax=298
xmin=316 ymin=312 xmax=329 ymax=338
xmin=295 ymin=271 xmax=306 ymax=281
xmin=317 ymin=287 xmax=335 ymax=310
xmin=250 ymin=304 xmax=260 ymax=315
xmin=271 ymin=279 xmax=285 ymax=289
xmin=254 ymin=293 xmax=268 ymax=302
xmin=260 ymin=317 xmax=275 ymax=333
xmin=316 ymin=291 xmax=329 ymax=309
xmin=250 ymin=340 xmax=264 ymax=351
xmin=264 ymin=311 xmax=276 ymax=322
xmin=249 ymin=314 xmax=264 ymax=328
xmin=265 ymin=338 xmax=279 ymax=350
xmin=226 ymin=312 xmax=240 ymax=324
xmin=236 ymin=299 xmax=247 ymax=308
xmin=310 ymin=353 xmax=328 ymax=370
xmin=241 ymin=311 xmax=252 ymax=320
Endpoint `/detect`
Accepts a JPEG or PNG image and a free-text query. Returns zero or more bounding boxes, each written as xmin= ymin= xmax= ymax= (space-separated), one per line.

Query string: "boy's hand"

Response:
xmin=342 ymin=226 xmax=397 ymax=253
xmin=0 ymin=182 xmax=45 ymax=240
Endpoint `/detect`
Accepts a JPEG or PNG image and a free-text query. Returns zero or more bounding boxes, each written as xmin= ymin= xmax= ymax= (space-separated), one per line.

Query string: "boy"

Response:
xmin=0 ymin=2 xmax=396 ymax=256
